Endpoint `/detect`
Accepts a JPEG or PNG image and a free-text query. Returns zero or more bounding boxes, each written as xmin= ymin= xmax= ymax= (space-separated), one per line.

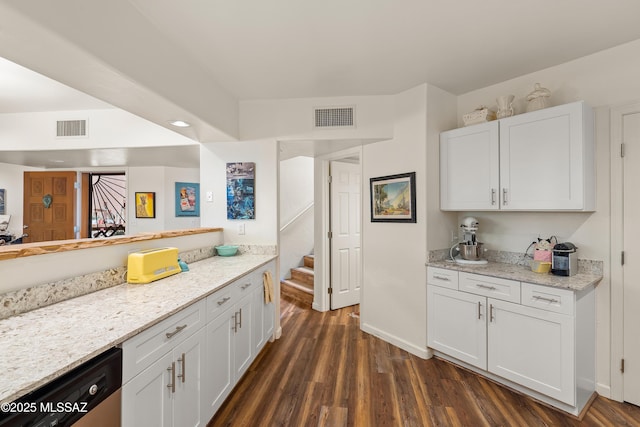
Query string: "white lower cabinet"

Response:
xmin=123 ymin=260 xmax=277 ymax=427
xmin=122 ymin=327 xmax=205 ymax=427
xmin=427 ymin=285 xmax=486 ymax=369
xmin=487 ymin=298 xmax=574 ymax=405
xmin=202 ymin=260 xmax=276 ymax=422
xmin=427 ymin=267 xmax=595 ymax=415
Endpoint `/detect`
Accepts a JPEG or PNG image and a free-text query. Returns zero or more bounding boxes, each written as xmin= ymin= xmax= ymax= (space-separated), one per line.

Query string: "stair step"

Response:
xmin=280 ymin=279 xmax=313 ymax=306
xmin=303 ymin=255 xmax=314 ymax=269
xmin=291 ymin=267 xmax=314 ymax=287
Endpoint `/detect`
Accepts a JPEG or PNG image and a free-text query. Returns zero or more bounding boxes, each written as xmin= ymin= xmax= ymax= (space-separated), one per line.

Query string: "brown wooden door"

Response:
xmin=23 ymin=171 xmax=77 ymax=243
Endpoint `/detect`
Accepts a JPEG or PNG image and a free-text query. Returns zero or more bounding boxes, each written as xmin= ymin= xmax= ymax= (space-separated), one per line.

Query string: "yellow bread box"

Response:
xmin=127 ymin=247 xmax=181 ymax=284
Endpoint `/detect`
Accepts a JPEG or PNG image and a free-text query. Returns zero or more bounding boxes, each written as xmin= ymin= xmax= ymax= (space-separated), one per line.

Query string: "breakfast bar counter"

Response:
xmin=0 ymin=253 xmax=276 ymax=404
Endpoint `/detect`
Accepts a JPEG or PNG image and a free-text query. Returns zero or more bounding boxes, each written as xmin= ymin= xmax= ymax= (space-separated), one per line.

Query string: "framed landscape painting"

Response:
xmin=370 ymin=172 xmax=416 ymax=223
xmin=175 ymin=182 xmax=200 ymax=217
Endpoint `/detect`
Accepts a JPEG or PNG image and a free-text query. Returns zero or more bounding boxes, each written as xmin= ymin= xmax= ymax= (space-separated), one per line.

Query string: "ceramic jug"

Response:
xmin=496 ymin=95 xmax=515 ymax=119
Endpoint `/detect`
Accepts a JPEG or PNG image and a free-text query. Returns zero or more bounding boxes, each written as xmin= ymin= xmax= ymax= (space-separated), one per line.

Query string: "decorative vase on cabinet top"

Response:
xmin=496 ymin=95 xmax=515 ymax=119
xmin=526 ymin=83 xmax=551 ymax=112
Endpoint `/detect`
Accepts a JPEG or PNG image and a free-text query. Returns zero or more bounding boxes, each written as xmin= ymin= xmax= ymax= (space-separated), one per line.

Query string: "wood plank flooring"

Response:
xmin=209 ymin=297 xmax=640 ymax=427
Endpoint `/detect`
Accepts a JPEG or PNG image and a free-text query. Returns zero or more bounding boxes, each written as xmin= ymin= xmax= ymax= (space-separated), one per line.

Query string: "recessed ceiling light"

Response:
xmin=169 ymin=120 xmax=191 ymax=128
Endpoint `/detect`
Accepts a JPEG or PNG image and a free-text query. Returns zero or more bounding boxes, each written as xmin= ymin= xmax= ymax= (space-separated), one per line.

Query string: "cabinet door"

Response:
xmin=203 ymin=307 xmax=235 ymax=421
xmin=252 ymin=282 xmax=266 ymax=353
xmin=173 ymin=328 xmax=205 ymax=427
xmin=487 ymin=298 xmax=574 ymax=405
xmin=440 ymin=121 xmax=500 ymax=210
xmin=122 ymin=352 xmax=174 ymax=427
xmin=234 ymin=292 xmax=253 ymax=381
xmin=427 ymin=285 xmax=487 ymax=369
xmin=499 ymin=101 xmax=593 ymax=210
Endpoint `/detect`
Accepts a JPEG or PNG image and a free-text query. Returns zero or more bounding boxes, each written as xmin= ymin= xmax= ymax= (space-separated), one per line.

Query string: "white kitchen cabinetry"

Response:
xmin=122 ymin=305 xmax=206 ymax=427
xmin=427 ymin=285 xmax=486 ymax=369
xmin=202 ymin=260 xmax=276 ymax=422
xmin=426 ymin=267 xmax=595 ymax=415
xmin=440 ymin=121 xmax=500 ymax=210
xmin=440 ymin=101 xmax=595 ymax=211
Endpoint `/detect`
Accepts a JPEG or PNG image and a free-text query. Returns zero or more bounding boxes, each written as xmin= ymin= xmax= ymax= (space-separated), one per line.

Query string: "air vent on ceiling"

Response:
xmin=314 ymin=106 xmax=355 ymax=128
xmin=56 ymin=119 xmax=88 ymax=138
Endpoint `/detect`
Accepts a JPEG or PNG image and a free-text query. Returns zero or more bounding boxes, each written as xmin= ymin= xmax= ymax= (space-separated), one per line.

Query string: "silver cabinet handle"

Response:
xmin=167 ymin=362 xmax=176 ymax=393
xmin=476 ymin=284 xmax=497 ymax=291
xmin=217 ymin=296 xmax=231 ymax=306
xmin=241 ymin=283 xmax=251 ymax=290
xmin=232 ymin=313 xmax=238 ymax=333
xmin=491 ymin=188 xmax=496 ymax=205
xmin=177 ymin=352 xmax=186 ymax=383
xmin=478 ymin=301 xmax=482 ymax=320
xmin=239 ymin=308 xmax=243 ymax=329
xmin=433 ymin=275 xmax=450 ymax=281
xmin=502 ymin=188 xmax=508 ymax=205
xmin=166 ymin=324 xmax=187 ymax=339
xmin=533 ymin=295 xmax=559 ymax=304
xmin=489 ymin=304 xmax=495 ymax=322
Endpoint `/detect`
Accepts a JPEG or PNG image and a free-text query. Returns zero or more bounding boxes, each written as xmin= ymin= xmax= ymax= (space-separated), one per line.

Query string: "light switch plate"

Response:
xmin=237 ymin=223 xmax=245 ymax=235
xmin=206 ymin=191 xmax=213 ymax=202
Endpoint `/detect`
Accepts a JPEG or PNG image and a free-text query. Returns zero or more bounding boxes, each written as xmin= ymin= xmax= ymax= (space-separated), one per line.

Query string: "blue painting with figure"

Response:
xmin=226 ymin=162 xmax=255 ymax=219
xmin=0 ymin=189 xmax=5 ymax=214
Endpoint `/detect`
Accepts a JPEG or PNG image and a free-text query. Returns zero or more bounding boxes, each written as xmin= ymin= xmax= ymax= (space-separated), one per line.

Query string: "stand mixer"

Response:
xmin=450 ymin=216 xmax=488 ymax=265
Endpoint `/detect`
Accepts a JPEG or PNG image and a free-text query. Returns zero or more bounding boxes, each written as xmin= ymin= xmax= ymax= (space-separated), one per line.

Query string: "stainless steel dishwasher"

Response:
xmin=0 ymin=346 xmax=122 ymax=427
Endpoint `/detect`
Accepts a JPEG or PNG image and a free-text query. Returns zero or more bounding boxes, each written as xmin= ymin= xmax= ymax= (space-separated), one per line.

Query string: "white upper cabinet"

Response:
xmin=440 ymin=121 xmax=500 ymax=210
xmin=440 ymin=101 xmax=595 ymax=211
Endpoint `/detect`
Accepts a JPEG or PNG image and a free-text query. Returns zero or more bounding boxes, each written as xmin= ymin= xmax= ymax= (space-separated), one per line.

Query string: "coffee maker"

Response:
xmin=551 ymin=242 xmax=578 ymax=276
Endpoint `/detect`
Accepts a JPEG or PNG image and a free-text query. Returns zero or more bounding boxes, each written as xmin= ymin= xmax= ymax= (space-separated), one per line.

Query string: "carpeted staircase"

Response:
xmin=280 ymin=255 xmax=314 ymax=306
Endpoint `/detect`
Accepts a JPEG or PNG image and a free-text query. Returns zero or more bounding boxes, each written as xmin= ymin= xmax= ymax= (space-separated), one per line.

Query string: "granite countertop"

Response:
xmin=427 ymin=260 xmax=602 ymax=292
xmin=0 ymin=253 xmax=276 ymax=404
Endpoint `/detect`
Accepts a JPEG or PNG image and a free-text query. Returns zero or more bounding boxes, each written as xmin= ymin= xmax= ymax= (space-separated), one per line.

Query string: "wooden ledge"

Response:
xmin=0 ymin=227 xmax=223 ymax=261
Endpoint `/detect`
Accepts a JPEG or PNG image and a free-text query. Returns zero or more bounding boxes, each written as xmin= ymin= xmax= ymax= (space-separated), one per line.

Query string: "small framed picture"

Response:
xmin=175 ymin=182 xmax=200 ymax=217
xmin=0 ymin=189 xmax=5 ymax=215
xmin=135 ymin=192 xmax=156 ymax=218
xmin=370 ymin=172 xmax=416 ymax=223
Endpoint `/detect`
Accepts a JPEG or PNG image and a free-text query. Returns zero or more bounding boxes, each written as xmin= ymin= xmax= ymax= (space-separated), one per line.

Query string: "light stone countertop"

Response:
xmin=427 ymin=260 xmax=602 ymax=292
xmin=0 ymin=253 xmax=276 ymax=404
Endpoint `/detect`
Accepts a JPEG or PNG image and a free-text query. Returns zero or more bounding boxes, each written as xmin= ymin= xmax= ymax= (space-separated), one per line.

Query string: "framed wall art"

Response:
xmin=226 ymin=162 xmax=255 ymax=219
xmin=370 ymin=172 xmax=416 ymax=223
xmin=175 ymin=182 xmax=200 ymax=217
xmin=0 ymin=189 xmax=5 ymax=215
xmin=135 ymin=192 xmax=156 ymax=218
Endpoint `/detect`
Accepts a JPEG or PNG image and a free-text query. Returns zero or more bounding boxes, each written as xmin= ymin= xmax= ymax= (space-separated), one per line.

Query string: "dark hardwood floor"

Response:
xmin=209 ymin=296 xmax=640 ymax=426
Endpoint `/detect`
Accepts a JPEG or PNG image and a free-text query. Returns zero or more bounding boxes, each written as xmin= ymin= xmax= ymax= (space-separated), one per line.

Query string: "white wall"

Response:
xmin=279 ymin=156 xmax=314 ymax=279
xmin=0 ymin=162 xmax=42 ymax=237
xmin=452 ymin=39 xmax=640 ymax=396
xmin=199 ymin=141 xmax=278 ymax=245
xmin=0 ymin=108 xmax=198 ymax=151
xmin=128 ymin=166 xmax=200 ymax=235
xmin=361 ymin=85 xmax=430 ymax=358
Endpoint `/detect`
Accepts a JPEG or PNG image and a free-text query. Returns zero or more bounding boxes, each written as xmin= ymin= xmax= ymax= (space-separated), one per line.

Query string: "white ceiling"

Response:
xmin=128 ymin=0 xmax=640 ymax=98
xmin=2 ymin=0 xmax=640 ymax=167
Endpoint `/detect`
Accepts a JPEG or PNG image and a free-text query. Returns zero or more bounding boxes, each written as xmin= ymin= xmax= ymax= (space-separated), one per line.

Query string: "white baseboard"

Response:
xmin=312 ymin=301 xmax=328 ymax=312
xmin=360 ymin=322 xmax=431 ymax=359
xmin=275 ymin=326 xmax=282 ymax=340
xmin=596 ymin=383 xmax=611 ymax=399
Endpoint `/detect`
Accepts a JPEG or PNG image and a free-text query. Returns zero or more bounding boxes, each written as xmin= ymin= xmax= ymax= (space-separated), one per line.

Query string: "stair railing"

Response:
xmin=279 ymin=202 xmax=314 ymax=233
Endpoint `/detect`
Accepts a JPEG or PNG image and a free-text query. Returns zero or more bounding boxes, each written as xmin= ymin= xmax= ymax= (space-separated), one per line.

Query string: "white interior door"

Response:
xmin=330 ymin=161 xmax=361 ymax=309
xmin=623 ymin=110 xmax=640 ymax=406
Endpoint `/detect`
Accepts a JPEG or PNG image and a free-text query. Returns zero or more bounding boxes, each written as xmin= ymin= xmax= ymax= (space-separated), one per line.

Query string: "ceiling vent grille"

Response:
xmin=314 ymin=106 xmax=355 ymax=128
xmin=56 ymin=119 xmax=88 ymax=138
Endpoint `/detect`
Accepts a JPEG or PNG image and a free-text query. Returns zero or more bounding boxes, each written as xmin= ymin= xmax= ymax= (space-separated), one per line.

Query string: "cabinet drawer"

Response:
xmin=206 ymin=285 xmax=237 ymax=322
xmin=427 ymin=267 xmax=459 ymax=290
xmin=236 ymin=272 xmax=260 ymax=295
xmin=122 ymin=299 xmax=205 ymax=384
xmin=521 ymin=282 xmax=574 ymax=315
xmin=459 ymin=272 xmax=520 ymax=303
